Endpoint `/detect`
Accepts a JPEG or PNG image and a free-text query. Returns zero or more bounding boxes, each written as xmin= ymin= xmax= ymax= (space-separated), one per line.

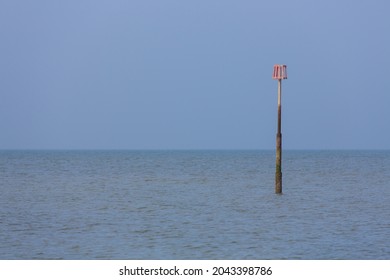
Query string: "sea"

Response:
xmin=0 ymin=150 xmax=389 ymax=260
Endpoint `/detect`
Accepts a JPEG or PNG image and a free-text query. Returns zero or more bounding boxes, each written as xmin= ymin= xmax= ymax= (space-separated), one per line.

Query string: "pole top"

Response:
xmin=272 ymin=64 xmax=287 ymax=80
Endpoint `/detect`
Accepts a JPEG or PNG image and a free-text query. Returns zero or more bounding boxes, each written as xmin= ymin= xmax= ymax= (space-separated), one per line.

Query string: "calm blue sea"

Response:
xmin=0 ymin=150 xmax=389 ymax=259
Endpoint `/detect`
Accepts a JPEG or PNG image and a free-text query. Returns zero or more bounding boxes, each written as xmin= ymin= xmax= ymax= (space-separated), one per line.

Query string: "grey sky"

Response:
xmin=1 ymin=0 xmax=389 ymax=149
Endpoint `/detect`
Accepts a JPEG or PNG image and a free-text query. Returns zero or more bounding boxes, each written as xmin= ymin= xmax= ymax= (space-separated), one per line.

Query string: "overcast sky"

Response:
xmin=1 ymin=0 xmax=389 ymax=149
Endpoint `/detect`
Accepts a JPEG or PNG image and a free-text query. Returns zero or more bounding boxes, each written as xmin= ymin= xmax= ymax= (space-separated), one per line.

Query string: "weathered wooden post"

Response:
xmin=272 ymin=65 xmax=287 ymax=194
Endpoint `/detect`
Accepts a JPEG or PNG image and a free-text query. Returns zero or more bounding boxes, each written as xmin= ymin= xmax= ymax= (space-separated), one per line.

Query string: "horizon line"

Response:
xmin=1 ymin=148 xmax=389 ymax=152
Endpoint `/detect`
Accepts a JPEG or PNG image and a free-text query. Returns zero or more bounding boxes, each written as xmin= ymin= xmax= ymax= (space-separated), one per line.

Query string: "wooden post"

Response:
xmin=275 ymin=79 xmax=282 ymax=194
xmin=272 ymin=64 xmax=287 ymax=194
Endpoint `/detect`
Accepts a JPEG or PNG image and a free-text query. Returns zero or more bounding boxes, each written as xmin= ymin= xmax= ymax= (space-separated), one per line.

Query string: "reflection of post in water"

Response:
xmin=272 ymin=65 xmax=287 ymax=194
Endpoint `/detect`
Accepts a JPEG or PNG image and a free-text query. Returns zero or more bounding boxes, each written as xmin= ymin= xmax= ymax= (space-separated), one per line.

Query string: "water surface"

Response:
xmin=1 ymin=150 xmax=389 ymax=259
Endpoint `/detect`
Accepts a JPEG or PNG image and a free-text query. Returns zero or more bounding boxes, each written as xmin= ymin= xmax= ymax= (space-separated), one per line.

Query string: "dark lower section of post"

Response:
xmin=275 ymin=132 xmax=282 ymax=194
